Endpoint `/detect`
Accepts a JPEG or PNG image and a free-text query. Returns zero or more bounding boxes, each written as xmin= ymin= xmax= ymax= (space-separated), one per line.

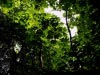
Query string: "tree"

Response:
xmin=1 ymin=0 xmax=100 ymax=74
xmin=43 ymin=0 xmax=100 ymax=72
xmin=0 ymin=11 xmax=27 ymax=75
xmin=0 ymin=0 xmax=69 ymax=74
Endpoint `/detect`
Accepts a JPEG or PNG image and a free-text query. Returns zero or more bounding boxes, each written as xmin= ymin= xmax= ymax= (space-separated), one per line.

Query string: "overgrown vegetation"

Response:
xmin=0 ymin=0 xmax=100 ymax=75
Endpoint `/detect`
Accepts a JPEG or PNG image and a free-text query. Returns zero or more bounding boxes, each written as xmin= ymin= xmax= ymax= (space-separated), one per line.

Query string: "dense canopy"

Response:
xmin=0 ymin=0 xmax=100 ymax=75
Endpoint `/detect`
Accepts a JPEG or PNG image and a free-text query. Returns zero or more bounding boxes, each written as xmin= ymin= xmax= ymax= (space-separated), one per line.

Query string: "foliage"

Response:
xmin=0 ymin=0 xmax=100 ymax=74
xmin=0 ymin=0 xmax=69 ymax=74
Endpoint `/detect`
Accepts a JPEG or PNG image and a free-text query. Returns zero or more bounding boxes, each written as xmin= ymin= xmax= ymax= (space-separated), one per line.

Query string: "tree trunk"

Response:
xmin=65 ymin=10 xmax=73 ymax=52
xmin=39 ymin=48 xmax=43 ymax=68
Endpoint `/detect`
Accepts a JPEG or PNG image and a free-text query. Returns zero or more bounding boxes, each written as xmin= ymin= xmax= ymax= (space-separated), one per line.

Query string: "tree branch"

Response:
xmin=65 ymin=10 xmax=73 ymax=52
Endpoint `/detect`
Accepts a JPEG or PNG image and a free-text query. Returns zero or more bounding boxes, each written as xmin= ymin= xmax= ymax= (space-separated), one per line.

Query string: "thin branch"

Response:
xmin=65 ymin=10 xmax=73 ymax=52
